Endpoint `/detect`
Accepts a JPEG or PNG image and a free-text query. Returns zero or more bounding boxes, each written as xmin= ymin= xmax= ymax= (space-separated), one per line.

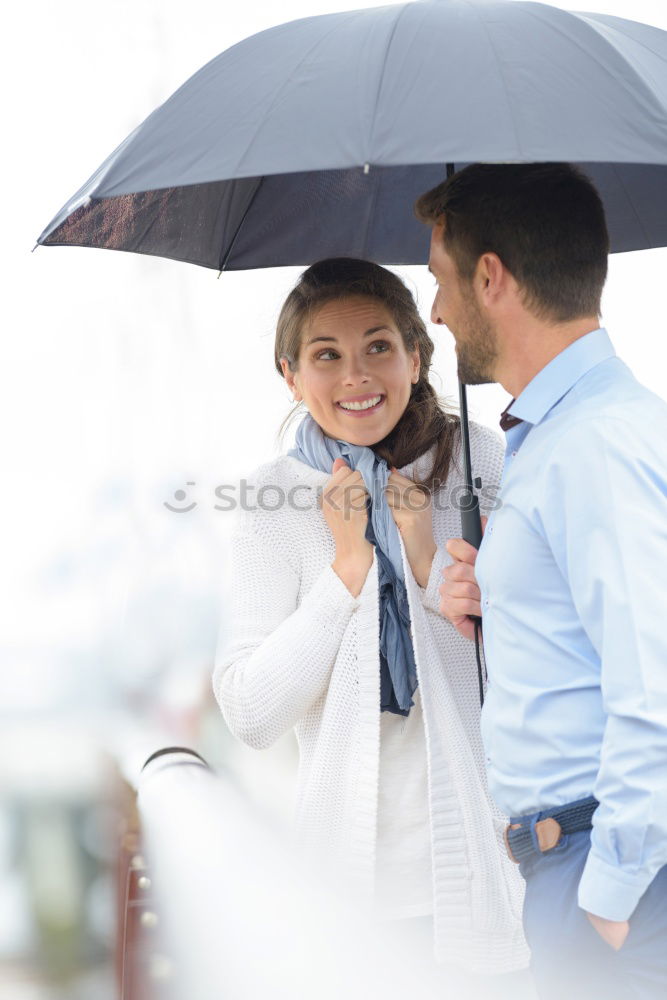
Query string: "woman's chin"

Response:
xmin=317 ymin=411 xmax=397 ymax=447
xmin=328 ymin=428 xmax=386 ymax=448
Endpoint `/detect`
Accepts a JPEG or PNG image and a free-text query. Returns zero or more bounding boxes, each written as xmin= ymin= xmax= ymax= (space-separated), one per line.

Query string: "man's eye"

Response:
xmin=369 ymin=340 xmax=390 ymax=353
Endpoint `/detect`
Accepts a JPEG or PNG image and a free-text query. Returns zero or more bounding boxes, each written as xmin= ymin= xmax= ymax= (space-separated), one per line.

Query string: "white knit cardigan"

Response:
xmin=213 ymin=422 xmax=529 ymax=973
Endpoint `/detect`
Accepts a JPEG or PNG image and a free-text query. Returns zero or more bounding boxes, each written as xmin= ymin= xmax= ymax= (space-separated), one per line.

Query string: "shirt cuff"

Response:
xmin=417 ymin=544 xmax=447 ymax=615
xmin=577 ymin=848 xmax=649 ymax=921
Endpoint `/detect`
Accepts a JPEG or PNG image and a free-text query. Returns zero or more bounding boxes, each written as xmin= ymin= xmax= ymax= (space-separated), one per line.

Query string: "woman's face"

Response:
xmin=281 ymin=296 xmax=420 ymax=447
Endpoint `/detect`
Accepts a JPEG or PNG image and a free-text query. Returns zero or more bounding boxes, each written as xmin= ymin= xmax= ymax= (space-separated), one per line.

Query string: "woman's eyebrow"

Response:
xmin=305 ymin=325 xmax=393 ymax=345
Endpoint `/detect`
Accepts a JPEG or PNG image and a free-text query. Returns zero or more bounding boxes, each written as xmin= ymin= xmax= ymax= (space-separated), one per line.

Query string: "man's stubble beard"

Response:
xmin=455 ymin=288 xmax=499 ymax=386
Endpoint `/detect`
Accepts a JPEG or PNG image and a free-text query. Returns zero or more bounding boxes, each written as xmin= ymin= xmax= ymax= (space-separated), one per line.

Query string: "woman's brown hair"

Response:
xmin=275 ymin=258 xmax=460 ymax=492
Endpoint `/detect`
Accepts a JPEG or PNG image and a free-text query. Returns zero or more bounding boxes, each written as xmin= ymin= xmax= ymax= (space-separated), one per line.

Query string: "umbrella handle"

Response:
xmin=458 ymin=381 xmax=483 ymax=550
xmin=447 ymin=169 xmax=483 ymax=549
xmin=458 ymin=380 xmax=486 ymax=707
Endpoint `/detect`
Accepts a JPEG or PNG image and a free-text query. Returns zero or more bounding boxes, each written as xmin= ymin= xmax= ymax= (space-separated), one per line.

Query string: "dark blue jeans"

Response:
xmin=518 ymin=828 xmax=667 ymax=1000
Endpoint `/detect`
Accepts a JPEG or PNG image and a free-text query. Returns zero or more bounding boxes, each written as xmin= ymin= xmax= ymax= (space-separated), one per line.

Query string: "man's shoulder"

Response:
xmin=569 ymin=357 xmax=666 ymax=419
xmin=544 ymin=358 xmax=667 ymax=445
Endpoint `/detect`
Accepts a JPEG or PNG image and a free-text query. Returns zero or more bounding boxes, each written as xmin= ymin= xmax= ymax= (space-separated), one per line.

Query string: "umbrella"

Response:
xmin=36 ymin=0 xmax=667 ymax=269
xmin=35 ymin=0 xmax=667 ymax=545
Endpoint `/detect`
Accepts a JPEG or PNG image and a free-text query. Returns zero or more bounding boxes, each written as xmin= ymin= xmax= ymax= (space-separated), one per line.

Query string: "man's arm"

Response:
xmin=438 ymin=518 xmax=487 ymax=640
xmin=543 ymin=418 xmax=667 ymax=927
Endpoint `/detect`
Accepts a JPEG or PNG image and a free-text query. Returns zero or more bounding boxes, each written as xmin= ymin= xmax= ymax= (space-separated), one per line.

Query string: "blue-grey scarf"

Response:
xmin=289 ymin=414 xmax=417 ymax=716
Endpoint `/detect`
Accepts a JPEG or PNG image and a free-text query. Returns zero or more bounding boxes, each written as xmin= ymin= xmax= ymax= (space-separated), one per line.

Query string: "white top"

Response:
xmin=213 ymin=422 xmax=529 ymax=973
xmin=375 ymin=688 xmax=433 ymax=919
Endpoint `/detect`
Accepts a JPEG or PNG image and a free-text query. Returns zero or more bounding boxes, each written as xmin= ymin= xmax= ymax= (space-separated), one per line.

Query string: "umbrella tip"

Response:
xmin=31 ymin=243 xmax=39 ymax=253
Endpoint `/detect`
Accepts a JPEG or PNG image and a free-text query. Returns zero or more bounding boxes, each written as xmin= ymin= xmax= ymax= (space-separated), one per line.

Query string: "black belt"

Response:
xmin=504 ymin=795 xmax=598 ymax=863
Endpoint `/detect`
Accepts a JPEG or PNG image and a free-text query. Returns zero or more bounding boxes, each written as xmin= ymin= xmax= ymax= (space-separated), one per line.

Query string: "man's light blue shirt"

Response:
xmin=476 ymin=327 xmax=667 ymax=922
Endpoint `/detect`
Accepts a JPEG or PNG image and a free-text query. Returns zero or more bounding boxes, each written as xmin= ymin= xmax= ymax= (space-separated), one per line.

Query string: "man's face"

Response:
xmin=428 ymin=223 xmax=498 ymax=385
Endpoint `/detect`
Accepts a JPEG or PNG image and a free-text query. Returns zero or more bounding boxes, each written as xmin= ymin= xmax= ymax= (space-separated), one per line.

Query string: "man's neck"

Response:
xmin=495 ymin=316 xmax=600 ymax=398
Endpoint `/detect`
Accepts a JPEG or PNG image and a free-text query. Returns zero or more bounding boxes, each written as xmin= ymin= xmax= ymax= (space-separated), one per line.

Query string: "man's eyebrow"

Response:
xmin=305 ymin=325 xmax=394 ymax=345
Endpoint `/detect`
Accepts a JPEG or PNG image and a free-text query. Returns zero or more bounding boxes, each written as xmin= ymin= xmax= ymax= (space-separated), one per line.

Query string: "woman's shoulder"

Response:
xmin=243 ymin=454 xmax=327 ymax=489
xmin=452 ymin=420 xmax=504 ymax=493
xmin=466 ymin=421 xmax=504 ymax=504
xmin=468 ymin=419 xmax=504 ymax=454
xmin=425 ymin=420 xmax=503 ymax=514
xmin=231 ymin=454 xmax=325 ymax=541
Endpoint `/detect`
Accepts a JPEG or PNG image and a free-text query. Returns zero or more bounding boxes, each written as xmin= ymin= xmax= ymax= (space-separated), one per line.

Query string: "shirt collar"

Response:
xmin=507 ymin=327 xmax=615 ymax=427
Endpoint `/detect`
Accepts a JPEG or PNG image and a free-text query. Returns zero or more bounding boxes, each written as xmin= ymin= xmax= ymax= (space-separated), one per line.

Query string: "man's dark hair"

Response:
xmin=415 ymin=163 xmax=609 ymax=323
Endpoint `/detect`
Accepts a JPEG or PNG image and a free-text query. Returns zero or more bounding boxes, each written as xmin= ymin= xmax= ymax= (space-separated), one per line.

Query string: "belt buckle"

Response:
xmin=504 ymin=816 xmax=563 ymax=863
xmin=535 ymin=816 xmax=562 ymax=853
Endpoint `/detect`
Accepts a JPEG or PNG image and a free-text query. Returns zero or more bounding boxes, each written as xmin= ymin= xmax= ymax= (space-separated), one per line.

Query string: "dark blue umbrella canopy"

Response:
xmin=37 ymin=0 xmax=667 ymax=269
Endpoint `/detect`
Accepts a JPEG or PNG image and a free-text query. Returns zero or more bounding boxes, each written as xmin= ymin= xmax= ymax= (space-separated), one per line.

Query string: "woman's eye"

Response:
xmin=314 ymin=341 xmax=389 ymax=360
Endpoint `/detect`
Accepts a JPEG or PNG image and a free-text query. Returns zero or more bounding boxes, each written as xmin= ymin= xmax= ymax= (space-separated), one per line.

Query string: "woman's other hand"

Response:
xmin=385 ymin=468 xmax=436 ymax=588
xmin=323 ymin=458 xmax=374 ymax=596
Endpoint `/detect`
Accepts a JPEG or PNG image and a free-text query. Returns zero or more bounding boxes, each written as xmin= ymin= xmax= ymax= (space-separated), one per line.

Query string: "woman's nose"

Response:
xmin=342 ymin=356 xmax=370 ymax=384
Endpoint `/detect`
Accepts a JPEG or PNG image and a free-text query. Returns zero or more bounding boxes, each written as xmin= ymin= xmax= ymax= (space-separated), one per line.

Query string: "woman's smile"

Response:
xmin=336 ymin=392 xmax=386 ymax=416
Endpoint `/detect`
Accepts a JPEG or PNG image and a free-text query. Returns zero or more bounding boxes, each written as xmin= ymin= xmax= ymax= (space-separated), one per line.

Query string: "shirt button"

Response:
xmin=484 ymin=598 xmax=490 ymax=608
xmin=511 ymin=450 xmax=517 ymax=458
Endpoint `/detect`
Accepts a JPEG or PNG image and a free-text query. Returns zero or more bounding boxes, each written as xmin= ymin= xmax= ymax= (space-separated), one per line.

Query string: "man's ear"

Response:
xmin=477 ymin=252 xmax=505 ymax=304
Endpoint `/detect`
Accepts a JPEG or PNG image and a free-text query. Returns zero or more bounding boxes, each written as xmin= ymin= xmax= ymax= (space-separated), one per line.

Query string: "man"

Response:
xmin=416 ymin=163 xmax=667 ymax=1000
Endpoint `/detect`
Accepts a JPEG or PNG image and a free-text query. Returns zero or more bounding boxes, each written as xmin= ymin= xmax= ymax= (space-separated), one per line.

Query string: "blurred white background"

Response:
xmin=2 ymin=0 xmax=667 ymax=996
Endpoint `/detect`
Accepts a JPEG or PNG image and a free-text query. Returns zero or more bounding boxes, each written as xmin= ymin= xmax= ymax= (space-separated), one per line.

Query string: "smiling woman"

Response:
xmin=212 ymin=258 xmax=529 ymax=983
xmin=280 ymin=296 xmax=419 ymax=445
xmin=274 ymin=258 xmax=459 ymax=491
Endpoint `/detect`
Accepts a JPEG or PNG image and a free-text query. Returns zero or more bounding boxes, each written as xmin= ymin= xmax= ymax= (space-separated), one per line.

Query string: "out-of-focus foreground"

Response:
xmin=6 ymin=0 xmax=667 ymax=996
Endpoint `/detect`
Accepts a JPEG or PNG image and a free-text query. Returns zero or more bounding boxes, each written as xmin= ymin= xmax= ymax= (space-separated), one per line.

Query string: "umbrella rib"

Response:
xmin=523 ymin=7 xmax=667 ymax=126
xmin=232 ymin=12 xmax=362 ymax=178
xmin=581 ymin=12 xmax=667 ymax=62
xmin=359 ymin=169 xmax=382 ymax=261
xmin=463 ymin=0 xmax=524 ymax=157
xmin=218 ymin=178 xmax=264 ymax=272
xmin=609 ymin=164 xmax=653 ymax=249
xmin=368 ymin=2 xmax=414 ymax=157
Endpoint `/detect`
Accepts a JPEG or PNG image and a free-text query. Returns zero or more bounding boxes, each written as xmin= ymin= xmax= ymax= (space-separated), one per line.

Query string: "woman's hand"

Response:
xmin=385 ymin=468 xmax=436 ymax=588
xmin=322 ymin=458 xmax=374 ymax=597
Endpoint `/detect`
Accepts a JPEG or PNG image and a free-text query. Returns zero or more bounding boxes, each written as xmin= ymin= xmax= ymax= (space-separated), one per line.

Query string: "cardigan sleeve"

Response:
xmin=213 ymin=518 xmax=362 ymax=750
xmin=416 ymin=542 xmax=448 ymax=615
xmin=416 ymin=422 xmax=504 ymax=617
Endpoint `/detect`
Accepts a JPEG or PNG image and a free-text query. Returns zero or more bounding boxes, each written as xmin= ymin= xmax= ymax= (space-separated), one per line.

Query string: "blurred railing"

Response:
xmin=116 ymin=747 xmax=449 ymax=1000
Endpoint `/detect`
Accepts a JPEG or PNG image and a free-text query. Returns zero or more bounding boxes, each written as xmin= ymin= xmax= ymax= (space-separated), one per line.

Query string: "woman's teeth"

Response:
xmin=338 ymin=395 xmax=383 ymax=411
